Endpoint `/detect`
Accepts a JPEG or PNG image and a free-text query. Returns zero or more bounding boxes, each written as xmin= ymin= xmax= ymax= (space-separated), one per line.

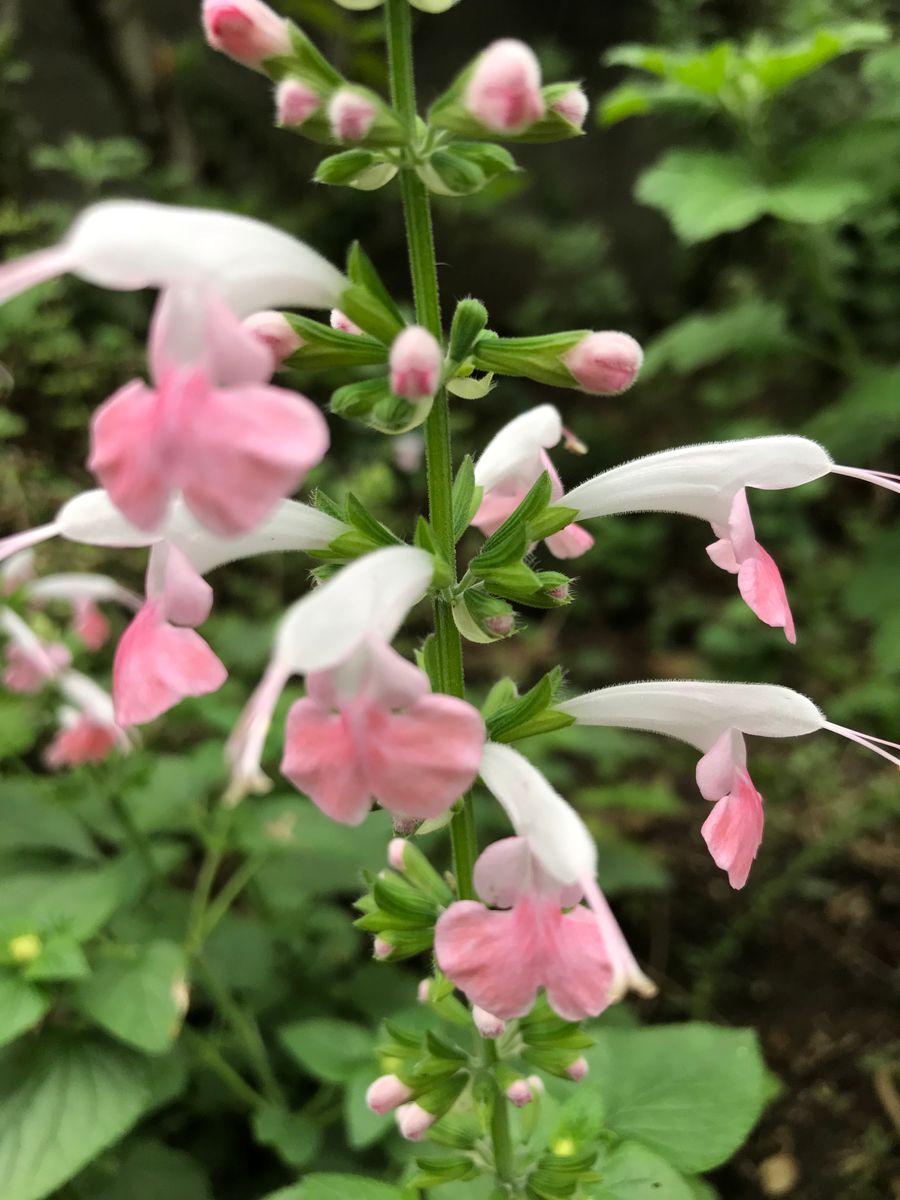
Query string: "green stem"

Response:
xmin=200 ymin=854 xmax=266 ymax=943
xmin=182 ymin=1027 xmax=266 ymax=1110
xmin=385 ymin=0 xmax=513 ymax=1185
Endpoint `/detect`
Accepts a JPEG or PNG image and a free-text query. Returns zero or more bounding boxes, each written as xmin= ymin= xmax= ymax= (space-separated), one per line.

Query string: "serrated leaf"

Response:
xmin=74 ymin=940 xmax=187 ymax=1054
xmin=279 ymin=1018 xmax=374 ymax=1083
xmin=0 ymin=1033 xmax=154 ymax=1200
xmin=583 ymin=1024 xmax=770 ymax=1173
xmin=0 ymin=970 xmax=49 ymax=1048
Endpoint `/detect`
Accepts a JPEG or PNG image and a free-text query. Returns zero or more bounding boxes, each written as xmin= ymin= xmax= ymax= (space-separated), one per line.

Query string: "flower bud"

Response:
xmin=506 ymin=1079 xmax=534 ymax=1108
xmin=472 ymin=1005 xmax=506 ymax=1039
xmin=562 ymin=331 xmax=643 ymax=396
xmin=276 ymin=78 xmax=320 ymax=127
xmin=8 ymin=933 xmax=42 ymax=965
xmin=390 ymin=326 xmax=443 ymax=402
xmin=464 ymin=40 xmax=545 ymax=134
xmin=410 ymin=0 xmax=461 ymax=10
xmin=388 ymin=837 xmax=407 ymax=871
xmin=366 ymin=1073 xmax=414 ymax=1115
xmin=373 ymin=936 xmax=393 ymax=960
xmin=527 ymin=1073 xmax=545 ymax=1095
xmin=242 ymin=311 xmax=303 ymax=363
xmin=328 ymin=88 xmax=378 ymax=142
xmin=484 ymin=613 xmax=515 ymax=638
xmin=396 ymin=1101 xmax=437 ymax=1141
xmin=202 ymin=0 xmax=291 ymax=69
xmin=551 ymin=86 xmax=589 ymax=130
xmin=417 ymin=978 xmax=432 ymax=1003
xmin=331 ymin=308 xmax=364 ymax=335
xmin=566 ymin=1056 xmax=589 ymax=1082
xmin=393 ymin=433 xmax=425 ymax=474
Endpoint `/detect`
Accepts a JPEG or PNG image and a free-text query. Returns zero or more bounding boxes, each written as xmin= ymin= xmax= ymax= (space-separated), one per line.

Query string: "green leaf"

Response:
xmin=80 ymin=1138 xmax=212 ymax=1200
xmin=252 ymin=1106 xmax=320 ymax=1169
xmin=0 ymin=782 xmax=97 ymax=859
xmin=0 ymin=862 xmax=129 ymax=941
xmin=74 ymin=940 xmax=187 ymax=1054
xmin=0 ymin=970 xmax=49 ymax=1048
xmin=345 ymin=1065 xmax=394 ymax=1149
xmin=345 ymin=493 xmax=403 ymax=546
xmin=0 ymin=1033 xmax=154 ymax=1200
xmin=583 ymin=1023 xmax=770 ymax=1173
xmin=0 ymin=696 xmax=40 ymax=760
xmin=589 ymin=1141 xmax=695 ymax=1200
xmin=636 ymin=151 xmax=766 ymax=242
xmin=749 ymin=24 xmax=888 ymax=96
xmin=641 ymin=301 xmax=797 ymax=380
xmin=23 ymin=933 xmax=90 ymax=982
xmin=298 ymin=1178 xmax=405 ymax=1200
xmin=279 ymin=1018 xmax=374 ymax=1083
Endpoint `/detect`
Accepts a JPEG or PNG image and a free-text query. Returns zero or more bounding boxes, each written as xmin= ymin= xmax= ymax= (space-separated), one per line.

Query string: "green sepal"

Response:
xmin=416 ymin=1071 xmax=469 ymax=1117
xmin=482 ymin=677 xmax=518 ymax=720
xmin=486 ymin=667 xmax=567 ymax=742
xmin=345 ymin=493 xmax=404 ymax=546
xmin=451 ymin=454 xmax=482 ymax=541
xmin=354 ymin=909 xmax=431 ymax=933
xmin=528 ymin=504 xmax=580 ymax=542
xmin=330 ymin=375 xmax=392 ymax=421
xmin=471 ymin=470 xmax=553 ymax=572
xmin=369 ymin=928 xmax=435 ymax=960
xmin=312 ymin=489 xmax=345 ymax=521
xmin=285 ymin=315 xmax=389 ymax=369
xmin=451 ymin=141 xmax=520 ymax=179
xmin=412 ymin=1154 xmax=477 ymax=1188
xmin=347 ymin=242 xmax=407 ymax=331
xmin=315 ymin=150 xmax=398 ymax=190
xmin=264 ymin=23 xmax=344 ymax=89
xmin=473 ymin=331 xmax=589 ymax=388
xmin=416 ymin=150 xmax=486 ymax=197
xmin=448 ymin=300 xmax=489 ymax=367
xmin=308 ymin=529 xmax=384 ymax=564
xmin=339 ymin=283 xmax=406 ymax=345
xmin=394 ymin=842 xmax=454 ymax=905
xmin=453 ymin=588 xmax=515 ymax=644
xmin=372 ymin=873 xmax=439 ymax=923
xmin=494 ymin=710 xmax=575 ymax=742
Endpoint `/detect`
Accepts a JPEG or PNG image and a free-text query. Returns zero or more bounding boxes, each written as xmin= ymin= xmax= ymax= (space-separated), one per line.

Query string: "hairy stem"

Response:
xmin=384 ymin=0 xmax=513 ymax=1179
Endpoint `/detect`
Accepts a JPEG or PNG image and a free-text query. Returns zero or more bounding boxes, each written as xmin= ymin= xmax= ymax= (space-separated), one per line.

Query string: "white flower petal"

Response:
xmin=563 ymin=436 xmax=834 ymax=525
xmin=479 ymin=741 xmax=596 ymax=886
xmin=27 ymin=573 xmax=140 ymax=608
xmin=558 ymin=681 xmax=826 ymax=752
xmin=276 ymin=546 xmax=433 ymax=675
xmin=57 ymin=490 xmax=159 ymax=549
xmin=474 ymin=404 xmax=562 ymax=493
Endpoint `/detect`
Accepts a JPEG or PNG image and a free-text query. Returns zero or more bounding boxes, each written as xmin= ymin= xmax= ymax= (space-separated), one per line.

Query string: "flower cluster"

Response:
xmin=1 ymin=0 xmax=896 ymax=1182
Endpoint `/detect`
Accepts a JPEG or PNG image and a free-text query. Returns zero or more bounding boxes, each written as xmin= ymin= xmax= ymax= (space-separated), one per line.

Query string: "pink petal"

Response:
xmin=3 ymin=641 xmax=71 ymax=693
xmin=364 ymin=694 xmax=485 ymax=820
xmin=726 ymin=488 xmax=758 ymax=562
xmin=695 ymin=728 xmax=743 ymax=802
xmin=281 ymin=698 xmax=372 ymax=826
xmin=202 ymin=291 xmax=275 ymax=386
xmin=146 ymin=543 xmax=214 ymax=627
xmin=738 ymin=545 xmax=796 ymax=643
xmin=700 ymin=767 xmax=764 ymax=889
xmin=89 ymin=379 xmax=172 ymax=530
xmin=434 ymin=901 xmax=542 ymax=1020
xmin=706 ymin=537 xmax=740 ymax=573
xmin=44 ymin=718 xmax=118 ymax=769
xmin=472 ymin=486 xmax=526 ymax=537
xmin=545 ymin=522 xmax=594 ymax=560
xmin=73 ymin=599 xmax=110 ymax=651
xmin=474 ymin=837 xmax=533 ymax=909
xmin=309 ymin=641 xmax=430 ymax=712
xmin=179 ymin=383 xmax=329 ymax=535
xmin=113 ymin=602 xmax=227 ymax=726
xmin=543 ymin=905 xmax=613 ymax=1021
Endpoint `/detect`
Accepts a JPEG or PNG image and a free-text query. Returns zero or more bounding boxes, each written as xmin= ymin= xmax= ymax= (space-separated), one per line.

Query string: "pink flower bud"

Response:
xmin=276 ymin=79 xmax=320 ymax=127
xmin=390 ymin=326 xmax=442 ymax=402
xmin=484 ymin=614 xmax=515 ymax=638
xmin=328 ymin=89 xmax=378 ymax=142
xmin=242 ymin=311 xmax=303 ymax=363
xmin=396 ymin=1102 xmax=436 ymax=1142
xmin=366 ymin=1074 xmax=413 ymax=1115
xmin=562 ymin=331 xmax=643 ymax=396
xmin=506 ymin=1079 xmax=533 ymax=1108
xmin=472 ymin=1005 xmax=506 ymax=1039
xmin=465 ymin=39 xmax=546 ymax=134
xmin=566 ymin=1056 xmax=589 ymax=1082
xmin=331 ymin=309 xmax=364 ymax=335
xmin=547 ymin=582 xmax=570 ymax=603
xmin=551 ymin=87 xmax=589 ymax=130
xmin=417 ymin=978 xmax=431 ymax=1003
xmin=202 ymin=0 xmax=291 ymax=69
xmin=393 ymin=433 xmax=425 ymax=475
xmin=373 ymin=937 xmax=393 ymax=960
xmin=388 ymin=837 xmax=407 ymax=871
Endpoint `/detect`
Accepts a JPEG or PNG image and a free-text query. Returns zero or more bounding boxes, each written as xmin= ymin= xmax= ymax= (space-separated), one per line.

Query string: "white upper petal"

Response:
xmin=557 ymin=681 xmax=826 ymax=752
xmin=474 ymin=404 xmax=563 ymax=493
xmin=276 ymin=546 xmax=434 ymax=675
xmin=478 ymin=742 xmax=596 ymax=887
xmin=563 ymin=436 xmax=834 ymax=525
xmin=57 ymin=670 xmax=117 ymax=727
xmin=54 ymin=491 xmax=344 ymax=574
xmin=27 ymin=573 xmax=140 ymax=607
xmin=65 ymin=201 xmax=347 ymax=316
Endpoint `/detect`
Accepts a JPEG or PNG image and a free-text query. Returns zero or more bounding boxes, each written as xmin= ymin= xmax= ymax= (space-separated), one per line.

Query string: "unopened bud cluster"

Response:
xmin=354 ymin=839 xmax=451 ymax=961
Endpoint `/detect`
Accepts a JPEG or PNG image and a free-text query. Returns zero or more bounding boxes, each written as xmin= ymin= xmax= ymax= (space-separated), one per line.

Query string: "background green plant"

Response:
xmin=0 ymin=1 xmax=897 ymax=1198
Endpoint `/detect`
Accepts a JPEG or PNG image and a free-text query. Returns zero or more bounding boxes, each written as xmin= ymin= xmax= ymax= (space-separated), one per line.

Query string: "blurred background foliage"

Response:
xmin=0 ymin=1 xmax=897 ymax=1198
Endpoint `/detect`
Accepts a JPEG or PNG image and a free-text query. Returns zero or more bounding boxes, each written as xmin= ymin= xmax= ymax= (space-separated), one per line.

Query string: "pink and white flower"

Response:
xmin=202 ymin=0 xmax=292 ymax=69
xmin=473 ymin=404 xmax=594 ymax=559
xmin=0 ymin=608 xmax=71 ymax=694
xmin=558 ymin=681 xmax=900 ymax=887
xmin=45 ymin=670 xmax=130 ymax=769
xmin=26 ymin=573 xmax=141 ymax=651
xmin=435 ymin=742 xmax=656 ymax=1016
xmin=89 ymin=285 xmax=329 ymax=535
xmin=563 ymin=436 xmax=900 ymax=641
